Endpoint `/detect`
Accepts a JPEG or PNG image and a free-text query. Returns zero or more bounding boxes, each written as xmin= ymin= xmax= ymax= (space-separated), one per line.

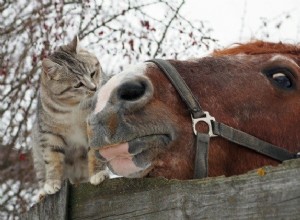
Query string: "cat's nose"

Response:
xmin=82 ymin=75 xmax=97 ymax=91
xmin=89 ymin=85 xmax=97 ymax=91
xmin=86 ymin=83 xmax=96 ymax=91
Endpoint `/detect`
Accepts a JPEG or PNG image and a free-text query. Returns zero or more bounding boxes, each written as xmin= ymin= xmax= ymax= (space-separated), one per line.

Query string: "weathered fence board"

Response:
xmin=23 ymin=159 xmax=300 ymax=219
xmin=22 ymin=181 xmax=69 ymax=220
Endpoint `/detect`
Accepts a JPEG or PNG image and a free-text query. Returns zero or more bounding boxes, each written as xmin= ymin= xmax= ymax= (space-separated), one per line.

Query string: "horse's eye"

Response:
xmin=272 ymin=73 xmax=292 ymax=88
xmin=264 ymin=68 xmax=294 ymax=89
xmin=74 ymin=82 xmax=84 ymax=88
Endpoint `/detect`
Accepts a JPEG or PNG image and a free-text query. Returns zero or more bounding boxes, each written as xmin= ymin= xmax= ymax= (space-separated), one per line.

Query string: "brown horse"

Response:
xmin=87 ymin=41 xmax=300 ymax=180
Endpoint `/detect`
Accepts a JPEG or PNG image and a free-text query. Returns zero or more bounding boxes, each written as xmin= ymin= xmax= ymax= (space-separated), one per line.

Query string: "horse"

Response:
xmin=87 ymin=41 xmax=300 ymax=180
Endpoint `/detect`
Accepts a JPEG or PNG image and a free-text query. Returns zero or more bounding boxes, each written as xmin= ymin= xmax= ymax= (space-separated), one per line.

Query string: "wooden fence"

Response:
xmin=22 ymin=159 xmax=300 ymax=219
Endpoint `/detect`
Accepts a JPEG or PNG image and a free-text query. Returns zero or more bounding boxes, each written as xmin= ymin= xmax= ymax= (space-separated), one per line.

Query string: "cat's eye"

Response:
xmin=91 ymin=71 xmax=96 ymax=78
xmin=74 ymin=82 xmax=84 ymax=88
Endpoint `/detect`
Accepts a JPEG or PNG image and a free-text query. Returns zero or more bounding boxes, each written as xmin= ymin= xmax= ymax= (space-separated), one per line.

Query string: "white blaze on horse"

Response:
xmin=87 ymin=41 xmax=300 ymax=180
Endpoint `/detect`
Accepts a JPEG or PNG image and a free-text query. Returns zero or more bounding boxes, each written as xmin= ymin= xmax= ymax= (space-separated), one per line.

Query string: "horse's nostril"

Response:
xmin=117 ymin=81 xmax=146 ymax=101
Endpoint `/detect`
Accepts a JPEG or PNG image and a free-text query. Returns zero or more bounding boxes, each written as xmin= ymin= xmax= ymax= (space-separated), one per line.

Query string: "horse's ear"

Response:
xmin=42 ymin=58 xmax=62 ymax=80
xmin=66 ymin=35 xmax=81 ymax=53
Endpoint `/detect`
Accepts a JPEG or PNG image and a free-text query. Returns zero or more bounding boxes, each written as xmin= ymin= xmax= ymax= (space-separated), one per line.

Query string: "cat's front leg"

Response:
xmin=43 ymin=147 xmax=65 ymax=194
xmin=88 ymin=148 xmax=109 ymax=185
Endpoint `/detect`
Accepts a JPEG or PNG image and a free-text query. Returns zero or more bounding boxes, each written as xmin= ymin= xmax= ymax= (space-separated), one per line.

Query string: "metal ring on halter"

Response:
xmin=191 ymin=111 xmax=217 ymax=137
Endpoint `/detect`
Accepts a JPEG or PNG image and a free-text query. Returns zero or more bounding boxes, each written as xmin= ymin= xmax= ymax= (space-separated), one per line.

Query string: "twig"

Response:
xmin=153 ymin=0 xmax=185 ymax=58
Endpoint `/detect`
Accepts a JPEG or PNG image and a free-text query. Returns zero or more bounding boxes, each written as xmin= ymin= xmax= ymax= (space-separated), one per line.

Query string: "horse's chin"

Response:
xmin=97 ymin=134 xmax=171 ymax=177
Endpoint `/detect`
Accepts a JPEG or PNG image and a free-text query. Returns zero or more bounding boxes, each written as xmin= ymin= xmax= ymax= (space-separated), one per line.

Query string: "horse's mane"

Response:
xmin=213 ymin=41 xmax=300 ymax=56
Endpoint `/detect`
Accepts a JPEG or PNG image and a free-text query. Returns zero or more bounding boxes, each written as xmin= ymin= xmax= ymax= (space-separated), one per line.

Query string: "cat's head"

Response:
xmin=41 ymin=36 xmax=102 ymax=105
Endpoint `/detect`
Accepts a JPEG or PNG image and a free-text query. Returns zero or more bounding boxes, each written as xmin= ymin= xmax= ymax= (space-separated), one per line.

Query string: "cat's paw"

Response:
xmin=38 ymin=188 xmax=46 ymax=202
xmin=44 ymin=180 xmax=62 ymax=194
xmin=90 ymin=170 xmax=109 ymax=185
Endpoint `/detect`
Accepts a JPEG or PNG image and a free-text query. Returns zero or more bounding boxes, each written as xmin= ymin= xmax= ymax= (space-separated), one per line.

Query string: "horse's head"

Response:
xmin=88 ymin=41 xmax=300 ymax=179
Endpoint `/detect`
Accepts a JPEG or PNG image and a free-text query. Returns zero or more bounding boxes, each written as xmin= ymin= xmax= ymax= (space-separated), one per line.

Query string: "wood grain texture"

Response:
xmin=23 ymin=159 xmax=300 ymax=219
xmin=69 ymin=159 xmax=300 ymax=220
xmin=21 ymin=181 xmax=69 ymax=220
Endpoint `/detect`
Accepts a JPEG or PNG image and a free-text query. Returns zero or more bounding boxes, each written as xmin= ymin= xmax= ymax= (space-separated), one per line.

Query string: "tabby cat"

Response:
xmin=32 ymin=37 xmax=108 ymax=197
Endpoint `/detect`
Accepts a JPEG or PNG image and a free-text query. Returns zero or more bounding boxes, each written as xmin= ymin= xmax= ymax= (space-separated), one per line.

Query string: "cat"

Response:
xmin=31 ymin=36 xmax=108 ymax=197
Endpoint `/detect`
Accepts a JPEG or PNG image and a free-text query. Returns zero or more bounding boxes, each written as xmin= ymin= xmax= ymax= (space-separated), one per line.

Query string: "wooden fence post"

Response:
xmin=21 ymin=181 xmax=69 ymax=220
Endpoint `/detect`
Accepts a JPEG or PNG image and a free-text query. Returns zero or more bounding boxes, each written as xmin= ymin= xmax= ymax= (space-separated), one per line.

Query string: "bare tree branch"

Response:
xmin=0 ymin=0 xmax=216 ymax=218
xmin=153 ymin=0 xmax=185 ymax=57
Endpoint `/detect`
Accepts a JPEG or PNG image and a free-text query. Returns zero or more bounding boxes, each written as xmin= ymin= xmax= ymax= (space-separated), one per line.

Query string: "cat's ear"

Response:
xmin=42 ymin=58 xmax=62 ymax=80
xmin=66 ymin=35 xmax=81 ymax=54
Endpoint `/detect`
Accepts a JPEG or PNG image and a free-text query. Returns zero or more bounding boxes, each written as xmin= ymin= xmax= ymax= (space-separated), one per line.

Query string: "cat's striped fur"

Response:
xmin=32 ymin=37 xmax=108 ymax=196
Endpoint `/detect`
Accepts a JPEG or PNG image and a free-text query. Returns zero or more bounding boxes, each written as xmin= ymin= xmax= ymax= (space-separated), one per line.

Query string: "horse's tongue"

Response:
xmin=99 ymin=143 xmax=143 ymax=177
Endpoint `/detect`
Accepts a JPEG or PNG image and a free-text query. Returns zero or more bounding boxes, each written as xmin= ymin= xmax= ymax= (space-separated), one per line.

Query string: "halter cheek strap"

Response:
xmin=146 ymin=57 xmax=205 ymax=119
xmin=147 ymin=59 xmax=299 ymax=179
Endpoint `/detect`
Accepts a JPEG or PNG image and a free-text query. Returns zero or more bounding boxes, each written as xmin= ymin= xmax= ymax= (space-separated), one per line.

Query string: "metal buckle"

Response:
xmin=191 ymin=111 xmax=217 ymax=137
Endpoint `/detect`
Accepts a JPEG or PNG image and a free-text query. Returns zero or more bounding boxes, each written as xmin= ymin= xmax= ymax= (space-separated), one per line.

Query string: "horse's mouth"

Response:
xmin=96 ymin=134 xmax=171 ymax=177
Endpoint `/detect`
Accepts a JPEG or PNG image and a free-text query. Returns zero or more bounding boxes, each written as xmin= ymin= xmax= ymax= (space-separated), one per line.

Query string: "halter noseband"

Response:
xmin=147 ymin=59 xmax=300 ymax=179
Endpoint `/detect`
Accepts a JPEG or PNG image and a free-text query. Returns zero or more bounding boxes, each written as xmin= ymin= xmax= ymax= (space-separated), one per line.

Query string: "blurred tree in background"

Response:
xmin=0 ymin=0 xmax=216 ymax=218
xmin=1 ymin=0 xmax=293 ymax=218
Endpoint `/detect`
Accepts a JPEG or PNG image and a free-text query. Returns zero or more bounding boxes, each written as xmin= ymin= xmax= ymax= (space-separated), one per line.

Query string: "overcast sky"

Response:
xmin=180 ymin=0 xmax=300 ymax=47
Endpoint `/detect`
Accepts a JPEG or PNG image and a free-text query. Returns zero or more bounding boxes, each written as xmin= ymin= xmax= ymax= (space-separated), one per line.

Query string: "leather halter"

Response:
xmin=147 ymin=59 xmax=300 ymax=179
